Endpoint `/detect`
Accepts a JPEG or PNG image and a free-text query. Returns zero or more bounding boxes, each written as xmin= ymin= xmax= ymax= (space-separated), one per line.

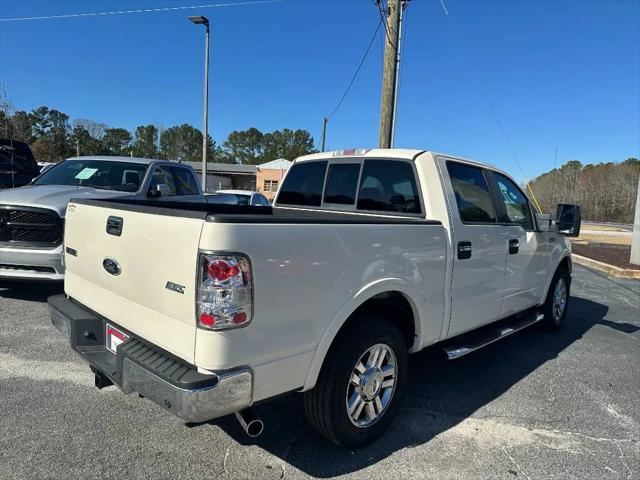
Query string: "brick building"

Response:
xmin=255 ymin=158 xmax=291 ymax=201
xmin=184 ymin=161 xmax=256 ymax=192
xmin=185 ymin=158 xmax=291 ymax=199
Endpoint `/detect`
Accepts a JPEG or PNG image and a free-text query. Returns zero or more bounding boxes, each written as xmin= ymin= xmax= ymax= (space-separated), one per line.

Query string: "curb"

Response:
xmin=572 ymin=254 xmax=640 ymax=279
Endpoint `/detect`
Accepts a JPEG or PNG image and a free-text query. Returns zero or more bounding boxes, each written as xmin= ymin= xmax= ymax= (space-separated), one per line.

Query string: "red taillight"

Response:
xmin=199 ymin=313 xmax=216 ymax=326
xmin=232 ymin=312 xmax=247 ymax=324
xmin=207 ymin=260 xmax=240 ymax=281
xmin=197 ymin=254 xmax=252 ymax=331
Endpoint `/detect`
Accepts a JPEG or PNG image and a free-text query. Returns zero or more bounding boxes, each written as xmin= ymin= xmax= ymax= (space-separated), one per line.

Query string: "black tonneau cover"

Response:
xmin=69 ymin=198 xmax=441 ymax=225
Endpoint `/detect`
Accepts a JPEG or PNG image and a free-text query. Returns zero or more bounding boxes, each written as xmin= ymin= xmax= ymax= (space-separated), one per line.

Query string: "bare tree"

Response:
xmin=530 ymin=159 xmax=640 ymax=223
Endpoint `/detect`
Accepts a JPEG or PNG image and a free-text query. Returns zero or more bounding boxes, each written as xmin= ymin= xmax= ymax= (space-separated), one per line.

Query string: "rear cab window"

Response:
xmin=276 ymin=157 xmax=423 ymax=216
xmin=324 ymin=163 xmax=360 ymax=205
xmin=277 ymin=161 xmax=327 ymax=207
xmin=357 ymin=160 xmax=421 ymax=214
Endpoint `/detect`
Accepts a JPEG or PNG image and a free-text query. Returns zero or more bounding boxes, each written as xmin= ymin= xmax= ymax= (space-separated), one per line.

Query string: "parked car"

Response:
xmin=0 ymin=155 xmax=207 ymax=280
xmin=0 ymin=138 xmax=41 ymax=189
xmin=206 ymin=189 xmax=270 ymax=206
xmin=48 ymin=149 xmax=580 ymax=447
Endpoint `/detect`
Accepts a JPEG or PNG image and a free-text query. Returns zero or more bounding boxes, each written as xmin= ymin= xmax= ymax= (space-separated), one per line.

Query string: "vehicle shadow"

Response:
xmin=209 ymin=296 xmax=623 ymax=478
xmin=0 ymin=280 xmax=63 ymax=302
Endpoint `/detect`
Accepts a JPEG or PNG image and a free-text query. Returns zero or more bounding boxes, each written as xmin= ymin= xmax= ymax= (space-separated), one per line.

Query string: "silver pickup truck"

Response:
xmin=0 ymin=156 xmax=205 ymax=280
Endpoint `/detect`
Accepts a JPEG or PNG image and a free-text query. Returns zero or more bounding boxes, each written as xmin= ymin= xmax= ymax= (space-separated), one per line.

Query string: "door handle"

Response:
xmin=457 ymin=241 xmax=472 ymax=260
xmin=509 ymin=239 xmax=519 ymax=254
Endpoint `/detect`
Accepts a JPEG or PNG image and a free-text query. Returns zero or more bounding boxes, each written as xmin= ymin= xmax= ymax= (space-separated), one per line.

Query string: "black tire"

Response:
xmin=303 ymin=315 xmax=408 ymax=448
xmin=542 ymin=267 xmax=570 ymax=330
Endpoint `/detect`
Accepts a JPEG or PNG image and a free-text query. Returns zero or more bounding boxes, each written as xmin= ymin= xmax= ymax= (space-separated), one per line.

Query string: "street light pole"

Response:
xmin=189 ymin=15 xmax=210 ymax=192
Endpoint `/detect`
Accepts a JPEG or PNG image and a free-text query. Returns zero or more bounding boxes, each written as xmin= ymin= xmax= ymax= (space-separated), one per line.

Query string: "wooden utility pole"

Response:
xmin=390 ymin=1 xmax=405 ymax=148
xmin=378 ymin=0 xmax=402 ymax=149
xmin=320 ymin=116 xmax=328 ymax=152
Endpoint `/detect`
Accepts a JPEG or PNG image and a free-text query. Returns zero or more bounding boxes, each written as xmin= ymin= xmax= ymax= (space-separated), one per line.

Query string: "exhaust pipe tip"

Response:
xmin=234 ymin=408 xmax=264 ymax=438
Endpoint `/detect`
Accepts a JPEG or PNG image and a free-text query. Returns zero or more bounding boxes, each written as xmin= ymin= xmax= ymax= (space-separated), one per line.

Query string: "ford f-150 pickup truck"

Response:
xmin=48 ymin=149 xmax=581 ymax=447
xmin=0 ymin=156 xmax=207 ymax=280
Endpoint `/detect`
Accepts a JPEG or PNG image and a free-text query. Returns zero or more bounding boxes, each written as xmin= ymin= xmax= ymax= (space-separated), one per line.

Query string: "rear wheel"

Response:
xmin=542 ymin=268 xmax=570 ymax=329
xmin=303 ymin=316 xmax=408 ymax=448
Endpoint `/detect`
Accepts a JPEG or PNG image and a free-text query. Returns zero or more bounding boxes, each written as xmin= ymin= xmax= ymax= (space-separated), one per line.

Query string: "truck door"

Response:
xmin=443 ymin=160 xmax=509 ymax=337
xmin=488 ymin=172 xmax=549 ymax=317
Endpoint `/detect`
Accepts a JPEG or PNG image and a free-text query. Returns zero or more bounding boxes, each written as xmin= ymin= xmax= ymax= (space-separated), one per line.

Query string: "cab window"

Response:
xmin=324 ymin=163 xmax=360 ymax=205
xmin=277 ymin=161 xmax=327 ymax=207
xmin=493 ymin=173 xmax=534 ymax=230
xmin=356 ymin=160 xmax=421 ymax=214
xmin=447 ymin=162 xmax=496 ymax=223
xmin=149 ymin=167 xmax=177 ymax=196
xmin=170 ymin=167 xmax=199 ymax=195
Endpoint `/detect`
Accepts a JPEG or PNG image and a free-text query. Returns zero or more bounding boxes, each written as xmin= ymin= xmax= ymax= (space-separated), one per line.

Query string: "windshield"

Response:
xmin=34 ymin=160 xmax=148 ymax=192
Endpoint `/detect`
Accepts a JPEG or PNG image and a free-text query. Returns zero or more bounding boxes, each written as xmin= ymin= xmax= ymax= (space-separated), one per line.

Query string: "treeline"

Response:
xmin=0 ymin=105 xmax=316 ymax=165
xmin=529 ymin=159 xmax=640 ymax=223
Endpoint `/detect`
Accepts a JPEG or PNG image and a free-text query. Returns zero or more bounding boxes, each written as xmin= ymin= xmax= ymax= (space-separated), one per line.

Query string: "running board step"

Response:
xmin=441 ymin=311 xmax=544 ymax=360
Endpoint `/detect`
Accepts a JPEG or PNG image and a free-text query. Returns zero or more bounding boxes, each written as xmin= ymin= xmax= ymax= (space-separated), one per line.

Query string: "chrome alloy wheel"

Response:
xmin=553 ymin=277 xmax=567 ymax=322
xmin=346 ymin=343 xmax=397 ymax=428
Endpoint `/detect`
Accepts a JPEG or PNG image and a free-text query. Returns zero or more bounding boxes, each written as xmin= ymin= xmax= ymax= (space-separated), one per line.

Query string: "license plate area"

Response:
xmin=106 ymin=323 xmax=129 ymax=354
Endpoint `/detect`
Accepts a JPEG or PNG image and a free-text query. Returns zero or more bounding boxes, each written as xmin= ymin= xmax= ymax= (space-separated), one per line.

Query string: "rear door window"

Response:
xmin=356 ymin=160 xmax=421 ymax=214
xmin=277 ymin=161 xmax=327 ymax=207
xmin=446 ymin=162 xmax=497 ymax=223
xmin=324 ymin=163 xmax=361 ymax=205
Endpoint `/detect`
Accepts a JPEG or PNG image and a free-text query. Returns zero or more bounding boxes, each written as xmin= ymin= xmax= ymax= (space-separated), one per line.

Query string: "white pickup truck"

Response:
xmin=48 ymin=149 xmax=581 ymax=447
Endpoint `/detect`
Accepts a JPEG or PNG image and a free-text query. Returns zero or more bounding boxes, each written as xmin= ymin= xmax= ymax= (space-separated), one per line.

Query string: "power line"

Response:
xmin=0 ymin=0 xmax=286 ymax=22
xmin=326 ymin=16 xmax=383 ymax=120
xmin=437 ymin=1 xmax=542 ymax=210
xmin=374 ymin=0 xmax=398 ymax=52
xmin=438 ymin=0 xmax=449 ymax=16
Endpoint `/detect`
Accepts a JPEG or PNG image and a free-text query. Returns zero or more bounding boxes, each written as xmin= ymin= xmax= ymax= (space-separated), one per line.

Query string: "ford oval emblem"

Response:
xmin=103 ymin=258 xmax=122 ymax=276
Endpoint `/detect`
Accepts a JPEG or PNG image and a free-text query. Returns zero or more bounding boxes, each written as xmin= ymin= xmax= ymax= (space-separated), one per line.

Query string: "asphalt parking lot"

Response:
xmin=1 ymin=265 xmax=638 ymax=480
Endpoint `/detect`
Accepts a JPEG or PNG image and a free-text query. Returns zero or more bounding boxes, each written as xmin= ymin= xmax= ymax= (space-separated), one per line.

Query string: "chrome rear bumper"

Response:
xmin=48 ymin=294 xmax=252 ymax=423
xmin=120 ymin=360 xmax=252 ymax=423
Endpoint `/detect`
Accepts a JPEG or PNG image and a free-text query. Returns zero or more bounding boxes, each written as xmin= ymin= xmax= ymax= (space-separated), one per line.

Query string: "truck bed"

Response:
xmin=70 ymin=198 xmax=440 ymax=225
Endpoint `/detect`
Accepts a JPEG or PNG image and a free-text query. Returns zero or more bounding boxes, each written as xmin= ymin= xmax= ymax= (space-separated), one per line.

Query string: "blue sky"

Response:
xmin=1 ymin=0 xmax=638 ymax=180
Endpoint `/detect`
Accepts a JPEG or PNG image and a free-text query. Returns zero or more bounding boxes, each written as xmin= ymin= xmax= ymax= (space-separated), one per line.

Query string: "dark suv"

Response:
xmin=0 ymin=139 xmax=41 ymax=189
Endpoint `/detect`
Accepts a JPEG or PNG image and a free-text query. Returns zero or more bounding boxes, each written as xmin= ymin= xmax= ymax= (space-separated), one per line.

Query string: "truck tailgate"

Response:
xmin=63 ymin=201 xmax=205 ymax=364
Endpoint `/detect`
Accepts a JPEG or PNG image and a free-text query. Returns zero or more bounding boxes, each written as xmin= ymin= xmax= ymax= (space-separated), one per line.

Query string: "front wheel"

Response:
xmin=542 ymin=268 xmax=570 ymax=329
xmin=303 ymin=316 xmax=408 ymax=448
